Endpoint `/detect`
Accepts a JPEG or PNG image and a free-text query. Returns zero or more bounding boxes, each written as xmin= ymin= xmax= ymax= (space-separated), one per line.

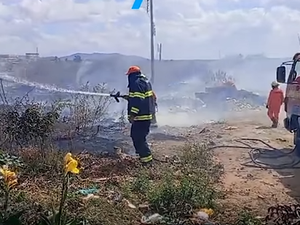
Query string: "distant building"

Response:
xmin=25 ymin=52 xmax=39 ymax=60
xmin=0 ymin=54 xmax=10 ymax=59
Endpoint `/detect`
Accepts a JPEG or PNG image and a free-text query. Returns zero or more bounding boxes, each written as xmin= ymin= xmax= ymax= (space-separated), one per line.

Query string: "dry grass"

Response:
xmin=0 ymin=142 xmax=233 ymax=225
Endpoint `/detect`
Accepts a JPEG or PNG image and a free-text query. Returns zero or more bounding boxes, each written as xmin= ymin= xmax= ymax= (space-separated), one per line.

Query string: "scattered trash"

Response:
xmin=92 ymin=176 xmax=122 ymax=182
xmin=107 ymin=190 xmax=123 ymax=203
xmin=82 ymin=194 xmax=100 ymax=202
xmin=194 ymin=208 xmax=214 ymax=221
xmin=258 ymin=194 xmax=265 ymax=200
xmin=141 ymin=213 xmax=163 ymax=224
xmin=225 ymin=126 xmax=238 ymax=130
xmin=77 ymin=188 xmax=98 ymax=195
xmin=124 ymin=199 xmax=136 ymax=209
xmin=138 ymin=204 xmax=150 ymax=210
xmin=195 ymin=211 xmax=209 ymax=221
xmin=201 ymin=208 xmax=214 ymax=216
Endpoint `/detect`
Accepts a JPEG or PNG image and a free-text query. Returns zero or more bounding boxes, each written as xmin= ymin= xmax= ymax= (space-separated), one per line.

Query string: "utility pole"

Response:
xmin=149 ymin=0 xmax=155 ymax=85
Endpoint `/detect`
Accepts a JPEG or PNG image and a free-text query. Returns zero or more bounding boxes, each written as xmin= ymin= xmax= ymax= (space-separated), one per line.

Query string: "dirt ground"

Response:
xmin=55 ymin=109 xmax=300 ymax=216
xmin=149 ymin=110 xmax=300 ymax=216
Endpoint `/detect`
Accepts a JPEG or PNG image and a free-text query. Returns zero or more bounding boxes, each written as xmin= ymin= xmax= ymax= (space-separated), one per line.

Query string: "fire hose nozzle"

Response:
xmin=110 ymin=91 xmax=121 ymax=102
xmin=110 ymin=91 xmax=129 ymax=102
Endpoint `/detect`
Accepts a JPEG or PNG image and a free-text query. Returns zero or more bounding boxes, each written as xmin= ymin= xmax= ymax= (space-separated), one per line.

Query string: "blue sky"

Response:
xmin=0 ymin=0 xmax=299 ymax=59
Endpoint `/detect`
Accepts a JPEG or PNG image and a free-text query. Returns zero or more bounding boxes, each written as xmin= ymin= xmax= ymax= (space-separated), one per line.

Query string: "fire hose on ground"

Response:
xmin=206 ymin=138 xmax=300 ymax=170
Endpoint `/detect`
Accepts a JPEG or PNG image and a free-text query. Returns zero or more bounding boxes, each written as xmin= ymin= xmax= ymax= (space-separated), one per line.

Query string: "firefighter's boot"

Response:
xmin=271 ymin=119 xmax=278 ymax=128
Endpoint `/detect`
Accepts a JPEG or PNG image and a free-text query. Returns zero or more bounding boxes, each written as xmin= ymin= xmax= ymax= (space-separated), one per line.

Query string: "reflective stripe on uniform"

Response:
xmin=135 ymin=114 xmax=152 ymax=120
xmin=144 ymin=91 xmax=153 ymax=97
xmin=127 ymin=114 xmax=152 ymax=120
xmin=129 ymin=92 xmax=145 ymax=99
xmin=131 ymin=107 xmax=139 ymax=114
xmin=129 ymin=90 xmax=153 ymax=99
xmin=140 ymin=155 xmax=153 ymax=162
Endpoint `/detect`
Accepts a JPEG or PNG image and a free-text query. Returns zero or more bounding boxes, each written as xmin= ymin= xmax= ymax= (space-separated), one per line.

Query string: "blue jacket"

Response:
xmin=127 ymin=72 xmax=155 ymax=121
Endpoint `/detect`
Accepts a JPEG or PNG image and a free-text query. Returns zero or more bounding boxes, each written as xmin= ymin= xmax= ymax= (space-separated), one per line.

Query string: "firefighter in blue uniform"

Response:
xmin=126 ymin=66 xmax=155 ymax=165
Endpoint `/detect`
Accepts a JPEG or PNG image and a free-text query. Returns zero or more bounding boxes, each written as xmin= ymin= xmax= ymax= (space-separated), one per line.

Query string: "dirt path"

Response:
xmin=213 ymin=121 xmax=297 ymax=214
xmin=151 ymin=110 xmax=300 ymax=215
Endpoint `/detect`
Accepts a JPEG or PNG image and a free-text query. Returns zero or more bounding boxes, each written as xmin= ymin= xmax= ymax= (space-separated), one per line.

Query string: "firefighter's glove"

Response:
xmin=122 ymin=95 xmax=129 ymax=101
xmin=128 ymin=115 xmax=135 ymax=123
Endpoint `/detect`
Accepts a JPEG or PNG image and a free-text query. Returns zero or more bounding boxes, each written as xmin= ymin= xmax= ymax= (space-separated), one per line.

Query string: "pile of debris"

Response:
xmin=195 ymin=81 xmax=266 ymax=111
xmin=157 ymin=81 xmax=265 ymax=115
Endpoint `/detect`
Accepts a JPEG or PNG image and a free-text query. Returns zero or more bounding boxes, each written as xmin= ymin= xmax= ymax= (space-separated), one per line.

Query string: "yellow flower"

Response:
xmin=0 ymin=165 xmax=18 ymax=188
xmin=200 ymin=208 xmax=214 ymax=216
xmin=64 ymin=153 xmax=72 ymax=164
xmin=64 ymin=153 xmax=80 ymax=174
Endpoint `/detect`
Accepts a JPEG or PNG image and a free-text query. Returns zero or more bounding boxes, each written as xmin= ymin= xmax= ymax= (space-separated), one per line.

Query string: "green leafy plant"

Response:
xmin=234 ymin=211 xmax=262 ymax=225
xmin=0 ymin=152 xmax=23 ymax=168
xmin=39 ymin=153 xmax=81 ymax=225
xmin=148 ymin=171 xmax=217 ymax=219
xmin=130 ymin=169 xmax=151 ymax=195
xmin=39 ymin=208 xmax=83 ymax=225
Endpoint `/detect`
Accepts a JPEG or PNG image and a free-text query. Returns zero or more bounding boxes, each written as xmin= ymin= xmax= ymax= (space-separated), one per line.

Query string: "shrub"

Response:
xmin=126 ymin=143 xmax=223 ymax=224
xmin=234 ymin=211 xmax=262 ymax=225
xmin=0 ymin=101 xmax=60 ymax=151
xmin=61 ymin=82 xmax=113 ymax=137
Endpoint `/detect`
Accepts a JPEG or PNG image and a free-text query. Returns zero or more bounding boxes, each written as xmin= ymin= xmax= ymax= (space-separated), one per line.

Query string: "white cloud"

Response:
xmin=0 ymin=0 xmax=299 ymax=59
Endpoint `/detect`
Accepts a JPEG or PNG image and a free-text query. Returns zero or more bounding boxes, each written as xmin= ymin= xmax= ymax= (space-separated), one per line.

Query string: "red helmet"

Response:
xmin=126 ymin=66 xmax=141 ymax=75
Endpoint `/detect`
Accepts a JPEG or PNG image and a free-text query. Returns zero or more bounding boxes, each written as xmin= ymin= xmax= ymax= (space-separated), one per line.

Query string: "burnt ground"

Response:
xmin=53 ymin=109 xmax=300 ymax=217
xmin=53 ymin=122 xmax=190 ymax=155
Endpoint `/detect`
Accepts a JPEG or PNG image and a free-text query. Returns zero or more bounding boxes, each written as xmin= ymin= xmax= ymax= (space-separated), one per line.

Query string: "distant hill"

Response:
xmin=10 ymin=53 xmax=291 ymax=95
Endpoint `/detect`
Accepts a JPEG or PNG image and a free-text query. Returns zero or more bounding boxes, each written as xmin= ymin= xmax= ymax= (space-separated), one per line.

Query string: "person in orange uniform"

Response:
xmin=266 ymin=81 xmax=284 ymax=128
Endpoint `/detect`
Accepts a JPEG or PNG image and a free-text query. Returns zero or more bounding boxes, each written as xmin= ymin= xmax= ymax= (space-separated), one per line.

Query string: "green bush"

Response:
xmin=126 ymin=143 xmax=222 ymax=223
xmin=148 ymin=170 xmax=218 ymax=219
xmin=234 ymin=211 xmax=262 ymax=225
